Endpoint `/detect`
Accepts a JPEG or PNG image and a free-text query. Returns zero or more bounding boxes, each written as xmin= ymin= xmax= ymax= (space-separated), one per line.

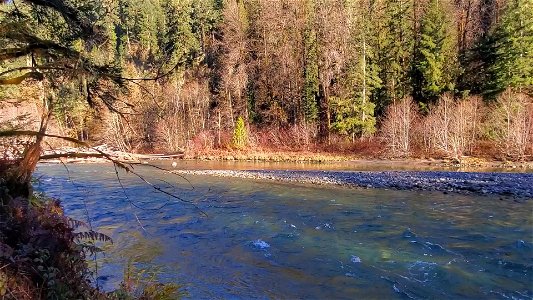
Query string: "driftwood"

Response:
xmin=134 ymin=153 xmax=184 ymax=159
xmin=39 ymin=145 xmax=184 ymax=162
xmin=40 ymin=152 xmax=106 ymax=160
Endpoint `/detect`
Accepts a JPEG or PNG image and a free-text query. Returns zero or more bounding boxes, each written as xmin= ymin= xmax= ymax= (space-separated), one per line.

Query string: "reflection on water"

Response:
xmin=35 ymin=163 xmax=533 ymax=299
xmin=148 ymin=159 xmax=532 ymax=173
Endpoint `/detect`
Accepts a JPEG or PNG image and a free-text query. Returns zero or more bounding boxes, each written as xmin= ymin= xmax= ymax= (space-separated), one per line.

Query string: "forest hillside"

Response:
xmin=1 ymin=0 xmax=532 ymax=160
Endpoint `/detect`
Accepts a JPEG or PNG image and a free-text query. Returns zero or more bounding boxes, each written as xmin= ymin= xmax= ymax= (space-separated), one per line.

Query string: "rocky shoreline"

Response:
xmin=172 ymin=169 xmax=533 ymax=200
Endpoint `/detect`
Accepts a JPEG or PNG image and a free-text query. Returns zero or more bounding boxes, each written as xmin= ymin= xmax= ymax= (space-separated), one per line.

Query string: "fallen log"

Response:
xmin=40 ymin=152 xmax=105 ymax=160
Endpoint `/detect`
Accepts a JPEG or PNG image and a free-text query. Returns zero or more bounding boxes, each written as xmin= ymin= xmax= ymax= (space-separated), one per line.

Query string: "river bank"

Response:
xmin=39 ymin=147 xmax=533 ymax=171
xmin=38 ymin=147 xmax=533 ymax=200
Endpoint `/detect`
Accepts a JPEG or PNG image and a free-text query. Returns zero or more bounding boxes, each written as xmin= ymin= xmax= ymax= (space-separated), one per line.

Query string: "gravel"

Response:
xmin=173 ymin=169 xmax=533 ymax=199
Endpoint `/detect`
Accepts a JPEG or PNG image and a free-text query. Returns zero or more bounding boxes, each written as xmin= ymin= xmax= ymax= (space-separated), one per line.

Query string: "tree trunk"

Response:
xmin=8 ymin=111 xmax=50 ymax=199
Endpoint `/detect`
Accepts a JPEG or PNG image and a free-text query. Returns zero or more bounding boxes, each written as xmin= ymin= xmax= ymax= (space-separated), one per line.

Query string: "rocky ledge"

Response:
xmin=172 ymin=169 xmax=533 ymax=200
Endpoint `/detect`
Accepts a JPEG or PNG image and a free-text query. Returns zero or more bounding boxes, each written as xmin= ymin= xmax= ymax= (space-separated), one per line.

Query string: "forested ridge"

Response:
xmin=1 ymin=0 xmax=532 ymax=159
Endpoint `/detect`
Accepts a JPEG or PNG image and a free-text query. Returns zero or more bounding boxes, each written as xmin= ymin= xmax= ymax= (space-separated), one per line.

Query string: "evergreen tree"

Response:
xmin=303 ymin=0 xmax=319 ymax=122
xmin=115 ymin=0 xmax=129 ymax=65
xmin=372 ymin=0 xmax=414 ymax=115
xmin=138 ymin=1 xmax=163 ymax=59
xmin=484 ymin=0 xmax=533 ymax=96
xmin=161 ymin=0 xmax=200 ymax=72
xmin=330 ymin=95 xmax=376 ymax=141
xmin=191 ymin=0 xmax=223 ymax=49
xmin=114 ymin=0 xmax=145 ymax=65
xmin=332 ymin=0 xmax=380 ymax=139
xmin=232 ymin=116 xmax=248 ymax=149
xmin=413 ymin=0 xmax=457 ymax=103
xmin=0 ymin=0 xmax=126 ymax=189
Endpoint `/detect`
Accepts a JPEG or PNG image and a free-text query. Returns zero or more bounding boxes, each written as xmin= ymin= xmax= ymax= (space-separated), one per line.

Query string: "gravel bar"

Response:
xmin=173 ymin=169 xmax=533 ymax=199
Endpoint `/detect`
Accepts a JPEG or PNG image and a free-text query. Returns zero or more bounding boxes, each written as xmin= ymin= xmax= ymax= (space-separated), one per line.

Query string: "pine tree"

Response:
xmin=303 ymin=0 xmax=319 ymax=123
xmin=484 ymin=0 xmax=533 ymax=96
xmin=413 ymin=0 xmax=457 ymax=103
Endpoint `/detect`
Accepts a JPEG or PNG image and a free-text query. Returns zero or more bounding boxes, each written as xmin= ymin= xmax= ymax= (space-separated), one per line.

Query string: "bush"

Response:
xmin=0 ymin=190 xmax=99 ymax=299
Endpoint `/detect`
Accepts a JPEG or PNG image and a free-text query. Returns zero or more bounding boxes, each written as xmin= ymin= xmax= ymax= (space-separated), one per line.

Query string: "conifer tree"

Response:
xmin=374 ymin=0 xmax=414 ymax=114
xmin=161 ymin=0 xmax=200 ymax=72
xmin=331 ymin=0 xmax=380 ymax=139
xmin=190 ymin=0 xmax=222 ymax=50
xmin=484 ymin=0 xmax=533 ymax=95
xmin=330 ymin=95 xmax=376 ymax=141
xmin=413 ymin=0 xmax=457 ymax=103
xmin=115 ymin=0 xmax=129 ymax=65
xmin=303 ymin=0 xmax=319 ymax=122
xmin=232 ymin=116 xmax=247 ymax=149
xmin=0 ymin=0 xmax=126 ymax=192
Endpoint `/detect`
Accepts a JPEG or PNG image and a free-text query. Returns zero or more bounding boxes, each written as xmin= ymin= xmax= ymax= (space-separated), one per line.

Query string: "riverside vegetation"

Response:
xmin=1 ymin=0 xmax=532 ymax=161
xmin=0 ymin=0 xmax=532 ymax=298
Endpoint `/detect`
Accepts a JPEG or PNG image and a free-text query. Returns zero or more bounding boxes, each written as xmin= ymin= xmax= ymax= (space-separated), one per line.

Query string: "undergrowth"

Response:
xmin=0 ymin=180 xmax=181 ymax=299
xmin=0 ymin=182 xmax=99 ymax=299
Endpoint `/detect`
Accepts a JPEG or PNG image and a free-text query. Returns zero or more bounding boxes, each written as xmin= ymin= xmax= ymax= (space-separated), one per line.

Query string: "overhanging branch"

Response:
xmin=0 ymin=130 xmax=207 ymax=215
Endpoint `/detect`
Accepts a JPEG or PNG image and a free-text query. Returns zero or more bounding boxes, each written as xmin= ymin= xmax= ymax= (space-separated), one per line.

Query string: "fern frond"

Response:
xmin=76 ymin=243 xmax=104 ymax=256
xmin=67 ymin=217 xmax=88 ymax=229
xmin=75 ymin=231 xmax=113 ymax=244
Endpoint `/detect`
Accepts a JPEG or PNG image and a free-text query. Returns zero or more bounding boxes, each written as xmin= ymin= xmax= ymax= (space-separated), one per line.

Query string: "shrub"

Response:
xmin=0 ymin=191 xmax=100 ymax=299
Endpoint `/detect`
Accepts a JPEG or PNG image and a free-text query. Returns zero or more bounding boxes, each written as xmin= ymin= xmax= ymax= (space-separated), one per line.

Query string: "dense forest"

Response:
xmin=1 ymin=0 xmax=532 ymax=159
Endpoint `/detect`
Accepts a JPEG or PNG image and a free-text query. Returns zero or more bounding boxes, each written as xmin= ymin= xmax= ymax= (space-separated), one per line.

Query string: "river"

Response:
xmin=34 ymin=162 xmax=532 ymax=299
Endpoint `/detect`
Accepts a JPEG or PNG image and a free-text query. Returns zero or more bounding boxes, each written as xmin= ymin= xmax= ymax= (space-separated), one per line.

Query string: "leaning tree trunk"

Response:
xmin=5 ymin=111 xmax=50 ymax=199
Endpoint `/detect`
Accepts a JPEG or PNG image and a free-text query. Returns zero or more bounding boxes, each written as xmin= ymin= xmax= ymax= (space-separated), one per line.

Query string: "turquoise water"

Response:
xmin=35 ymin=163 xmax=532 ymax=299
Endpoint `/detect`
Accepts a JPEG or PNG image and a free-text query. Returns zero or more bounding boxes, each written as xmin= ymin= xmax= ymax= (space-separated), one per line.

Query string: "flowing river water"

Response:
xmin=34 ymin=162 xmax=532 ymax=299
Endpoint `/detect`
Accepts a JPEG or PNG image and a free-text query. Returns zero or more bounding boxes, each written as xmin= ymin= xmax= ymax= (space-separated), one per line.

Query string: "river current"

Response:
xmin=34 ymin=162 xmax=532 ymax=299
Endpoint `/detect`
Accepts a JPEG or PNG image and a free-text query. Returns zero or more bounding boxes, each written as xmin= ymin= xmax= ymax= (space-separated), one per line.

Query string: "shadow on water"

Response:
xmin=35 ymin=163 xmax=533 ymax=299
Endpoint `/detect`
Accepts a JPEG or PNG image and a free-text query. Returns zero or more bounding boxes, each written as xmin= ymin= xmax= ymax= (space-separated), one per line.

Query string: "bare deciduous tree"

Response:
xmin=485 ymin=90 xmax=533 ymax=159
xmin=422 ymin=94 xmax=483 ymax=158
xmin=380 ymin=97 xmax=418 ymax=157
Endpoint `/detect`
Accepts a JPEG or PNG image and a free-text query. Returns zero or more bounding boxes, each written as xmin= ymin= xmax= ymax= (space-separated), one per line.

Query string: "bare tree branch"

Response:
xmin=1 ymin=130 xmax=207 ymax=215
